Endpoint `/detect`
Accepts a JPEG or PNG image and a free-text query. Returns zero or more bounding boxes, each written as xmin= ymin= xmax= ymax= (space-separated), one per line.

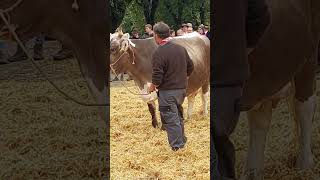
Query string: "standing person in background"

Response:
xmin=187 ymin=23 xmax=193 ymax=33
xmin=181 ymin=23 xmax=188 ymax=35
xmin=176 ymin=29 xmax=184 ymax=36
xmin=6 ymin=34 xmax=73 ymax=63
xmin=131 ymin=29 xmax=140 ymax=39
xmin=212 ymin=0 xmax=270 ymax=179
xmin=170 ymin=30 xmax=176 ymax=37
xmin=148 ymin=21 xmax=194 ymax=151
xmin=141 ymin=24 xmax=154 ymax=39
xmin=204 ymin=25 xmax=212 ymax=39
xmin=197 ymin=24 xmax=205 ymax=35
xmin=52 ymin=44 xmax=74 ymax=61
xmin=7 ymin=34 xmax=45 ymax=63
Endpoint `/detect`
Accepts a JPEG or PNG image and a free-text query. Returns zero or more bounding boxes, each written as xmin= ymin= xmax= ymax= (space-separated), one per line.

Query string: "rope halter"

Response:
xmin=110 ymin=33 xmax=136 ymax=73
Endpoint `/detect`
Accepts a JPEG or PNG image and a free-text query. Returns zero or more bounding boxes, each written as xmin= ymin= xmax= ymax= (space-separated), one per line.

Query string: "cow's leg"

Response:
xmin=61 ymin=36 xmax=108 ymax=124
xmin=242 ymin=101 xmax=272 ymax=180
xmin=200 ymin=83 xmax=210 ymax=115
xmin=85 ymin=78 xmax=108 ymax=122
xmin=147 ymin=101 xmax=158 ymax=128
xmin=186 ymin=93 xmax=197 ymax=120
xmin=293 ymin=54 xmax=317 ymax=169
xmin=294 ymin=95 xmax=316 ymax=169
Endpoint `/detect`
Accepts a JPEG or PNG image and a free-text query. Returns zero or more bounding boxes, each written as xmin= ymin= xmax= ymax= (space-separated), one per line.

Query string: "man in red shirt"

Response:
xmin=148 ymin=22 xmax=194 ymax=151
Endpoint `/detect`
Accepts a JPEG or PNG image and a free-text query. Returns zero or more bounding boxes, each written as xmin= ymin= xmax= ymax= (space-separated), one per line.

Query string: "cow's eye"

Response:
xmin=110 ymin=47 xmax=117 ymax=53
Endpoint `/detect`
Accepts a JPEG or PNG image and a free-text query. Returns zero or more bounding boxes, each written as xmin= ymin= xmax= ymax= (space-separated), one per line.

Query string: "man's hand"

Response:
xmin=148 ymin=83 xmax=157 ymax=93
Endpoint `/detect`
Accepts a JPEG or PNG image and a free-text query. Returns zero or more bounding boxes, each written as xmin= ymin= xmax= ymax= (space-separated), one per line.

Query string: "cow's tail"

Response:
xmin=286 ymin=79 xmax=299 ymax=148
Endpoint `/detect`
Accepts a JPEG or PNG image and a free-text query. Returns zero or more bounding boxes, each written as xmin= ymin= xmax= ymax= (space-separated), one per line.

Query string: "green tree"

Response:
xmin=110 ymin=0 xmax=133 ymax=32
xmin=135 ymin=0 xmax=160 ymax=25
xmin=119 ymin=0 xmax=210 ymax=34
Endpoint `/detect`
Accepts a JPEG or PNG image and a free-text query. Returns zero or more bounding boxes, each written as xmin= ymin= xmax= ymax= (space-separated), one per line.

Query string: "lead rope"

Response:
xmin=0 ymin=10 xmax=109 ymax=107
xmin=110 ymin=65 xmax=150 ymax=96
xmin=110 ymin=45 xmax=152 ymax=96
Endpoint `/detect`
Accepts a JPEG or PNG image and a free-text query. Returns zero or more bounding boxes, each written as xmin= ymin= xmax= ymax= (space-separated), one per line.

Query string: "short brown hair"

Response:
xmin=145 ymin=24 xmax=153 ymax=30
xmin=153 ymin=22 xmax=170 ymax=39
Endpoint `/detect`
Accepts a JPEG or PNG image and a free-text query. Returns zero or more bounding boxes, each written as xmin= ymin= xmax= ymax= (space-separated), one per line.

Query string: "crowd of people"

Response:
xmin=130 ymin=22 xmax=211 ymax=40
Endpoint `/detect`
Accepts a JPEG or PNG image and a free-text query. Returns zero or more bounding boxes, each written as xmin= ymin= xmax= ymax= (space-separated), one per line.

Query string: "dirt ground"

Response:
xmin=0 ymin=41 xmax=107 ymax=179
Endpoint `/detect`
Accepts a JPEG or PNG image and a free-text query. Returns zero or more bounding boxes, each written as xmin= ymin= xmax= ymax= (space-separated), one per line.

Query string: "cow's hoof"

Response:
xmin=199 ymin=110 xmax=208 ymax=116
xmin=152 ymin=121 xmax=158 ymax=128
xmin=295 ymin=152 xmax=314 ymax=169
xmin=160 ymin=125 xmax=166 ymax=131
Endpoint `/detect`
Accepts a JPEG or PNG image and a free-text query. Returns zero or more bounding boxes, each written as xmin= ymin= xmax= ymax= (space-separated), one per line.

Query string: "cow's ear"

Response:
xmin=122 ymin=33 xmax=130 ymax=40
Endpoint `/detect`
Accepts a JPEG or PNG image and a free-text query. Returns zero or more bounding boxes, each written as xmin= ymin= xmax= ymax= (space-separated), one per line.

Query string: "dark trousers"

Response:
xmin=211 ymin=86 xmax=242 ymax=179
xmin=158 ymin=89 xmax=186 ymax=148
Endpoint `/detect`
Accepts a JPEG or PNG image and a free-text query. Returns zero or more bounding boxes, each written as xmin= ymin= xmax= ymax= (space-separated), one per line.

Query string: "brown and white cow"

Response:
xmin=110 ymin=31 xmax=210 ymax=128
xmin=239 ymin=0 xmax=320 ymax=179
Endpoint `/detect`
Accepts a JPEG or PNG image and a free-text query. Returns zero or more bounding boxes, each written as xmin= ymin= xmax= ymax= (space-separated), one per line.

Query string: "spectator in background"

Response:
xmin=6 ymin=34 xmax=73 ymax=63
xmin=204 ymin=25 xmax=212 ymax=39
xmin=197 ymin=24 xmax=206 ymax=35
xmin=141 ymin=24 xmax=154 ymax=39
xmin=52 ymin=44 xmax=74 ymax=61
xmin=181 ymin=23 xmax=188 ymax=34
xmin=131 ymin=29 xmax=140 ymax=39
xmin=187 ymin=23 xmax=193 ymax=33
xmin=6 ymin=34 xmax=45 ymax=63
xmin=176 ymin=29 xmax=184 ymax=36
xmin=170 ymin=29 xmax=176 ymax=37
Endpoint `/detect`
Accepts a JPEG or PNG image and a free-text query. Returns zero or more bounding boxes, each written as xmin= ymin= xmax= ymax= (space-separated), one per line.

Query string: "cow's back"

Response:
xmin=171 ymin=36 xmax=210 ymax=95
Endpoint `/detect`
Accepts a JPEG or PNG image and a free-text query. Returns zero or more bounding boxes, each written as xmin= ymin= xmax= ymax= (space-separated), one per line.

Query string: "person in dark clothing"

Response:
xmin=212 ymin=0 xmax=271 ymax=180
xmin=6 ymin=34 xmax=45 ymax=63
xmin=204 ymin=25 xmax=212 ymax=39
xmin=52 ymin=44 xmax=74 ymax=61
xmin=131 ymin=29 xmax=140 ymax=39
xmin=148 ymin=22 xmax=194 ymax=151
xmin=0 ymin=40 xmax=6 ymax=64
xmin=6 ymin=34 xmax=73 ymax=63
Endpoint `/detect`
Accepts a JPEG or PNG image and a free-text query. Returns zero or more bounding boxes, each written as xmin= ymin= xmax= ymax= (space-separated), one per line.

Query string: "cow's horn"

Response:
xmin=116 ymin=26 xmax=123 ymax=37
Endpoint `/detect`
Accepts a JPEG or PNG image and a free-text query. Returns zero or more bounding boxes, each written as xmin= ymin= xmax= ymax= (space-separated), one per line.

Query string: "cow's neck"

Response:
xmin=126 ymin=39 xmax=157 ymax=90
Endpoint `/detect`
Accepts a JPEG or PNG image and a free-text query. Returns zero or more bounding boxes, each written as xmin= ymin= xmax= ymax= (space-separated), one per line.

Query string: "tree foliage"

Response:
xmin=109 ymin=0 xmax=132 ymax=32
xmin=110 ymin=0 xmax=210 ymax=34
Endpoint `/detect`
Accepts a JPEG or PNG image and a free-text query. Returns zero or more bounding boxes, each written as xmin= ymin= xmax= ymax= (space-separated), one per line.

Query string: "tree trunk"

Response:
xmin=164 ymin=0 xmax=186 ymax=29
xmin=200 ymin=0 xmax=205 ymax=24
xmin=136 ymin=0 xmax=160 ymax=25
xmin=110 ymin=0 xmax=133 ymax=32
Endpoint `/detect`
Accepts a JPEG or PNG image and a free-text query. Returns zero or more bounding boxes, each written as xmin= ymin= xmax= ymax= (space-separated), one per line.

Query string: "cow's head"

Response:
xmin=110 ymin=28 xmax=136 ymax=74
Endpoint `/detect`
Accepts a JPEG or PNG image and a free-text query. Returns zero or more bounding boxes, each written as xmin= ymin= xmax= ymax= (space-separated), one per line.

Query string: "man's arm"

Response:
xmin=246 ymin=0 xmax=271 ymax=48
xmin=185 ymin=49 xmax=194 ymax=77
xmin=151 ymin=52 xmax=164 ymax=87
